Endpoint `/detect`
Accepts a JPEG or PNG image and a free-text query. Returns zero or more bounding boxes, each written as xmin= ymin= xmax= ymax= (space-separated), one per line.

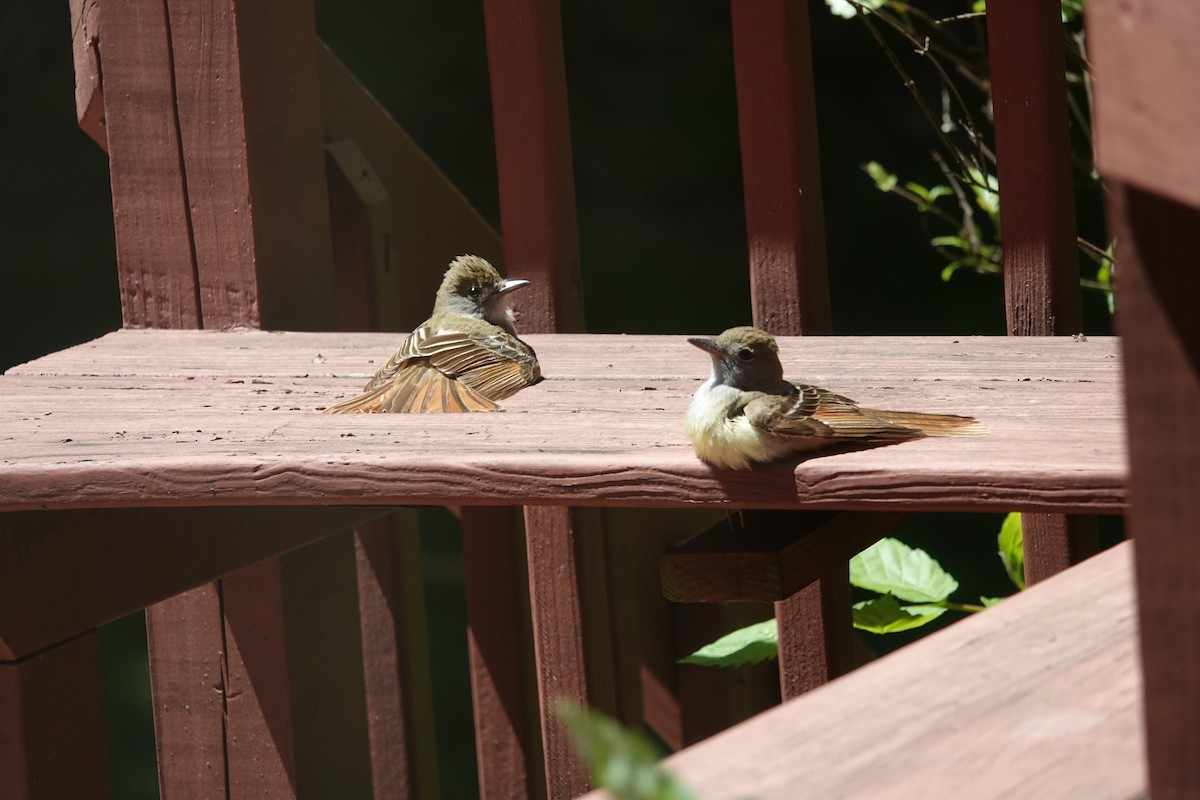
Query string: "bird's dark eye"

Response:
xmin=467 ymin=285 xmax=481 ymax=299
xmin=737 ymin=348 xmax=754 ymax=361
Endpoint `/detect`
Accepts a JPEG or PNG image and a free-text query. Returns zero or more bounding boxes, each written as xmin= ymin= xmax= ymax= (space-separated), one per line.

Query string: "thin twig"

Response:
xmin=933 ymin=151 xmax=983 ymax=253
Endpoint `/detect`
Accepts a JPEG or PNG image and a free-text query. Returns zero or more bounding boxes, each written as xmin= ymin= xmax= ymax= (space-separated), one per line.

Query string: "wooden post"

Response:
xmin=0 ymin=635 xmax=110 ymax=800
xmin=987 ymin=0 xmax=1096 ymax=584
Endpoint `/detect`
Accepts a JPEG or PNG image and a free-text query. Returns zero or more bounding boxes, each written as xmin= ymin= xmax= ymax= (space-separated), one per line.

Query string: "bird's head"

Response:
xmin=688 ymin=326 xmax=787 ymax=390
xmin=434 ymin=255 xmax=530 ymax=331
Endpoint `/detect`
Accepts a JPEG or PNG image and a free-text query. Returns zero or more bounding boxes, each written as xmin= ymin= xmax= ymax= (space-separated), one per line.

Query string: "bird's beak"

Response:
xmin=495 ymin=278 xmax=530 ymax=296
xmin=687 ymin=337 xmax=721 ymax=356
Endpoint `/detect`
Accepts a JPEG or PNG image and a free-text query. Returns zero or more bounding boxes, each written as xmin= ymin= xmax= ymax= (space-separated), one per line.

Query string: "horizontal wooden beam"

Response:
xmin=660 ymin=511 xmax=912 ymax=603
xmin=0 ymin=505 xmax=385 ymax=659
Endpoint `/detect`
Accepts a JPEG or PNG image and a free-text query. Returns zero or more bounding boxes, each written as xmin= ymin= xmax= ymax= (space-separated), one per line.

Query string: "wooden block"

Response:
xmin=661 ymin=511 xmax=911 ymax=603
xmin=68 ymin=0 xmax=105 ymax=150
xmin=1022 ymin=512 xmax=1101 ymax=586
xmin=774 ymin=566 xmax=854 ymax=700
xmin=0 ymin=634 xmax=110 ymax=800
xmin=730 ymin=0 xmax=831 ymax=336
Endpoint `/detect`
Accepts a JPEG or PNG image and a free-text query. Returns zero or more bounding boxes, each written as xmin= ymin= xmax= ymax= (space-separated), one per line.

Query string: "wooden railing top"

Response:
xmin=584 ymin=540 xmax=1145 ymax=800
xmin=2 ymin=329 xmax=1123 ymax=514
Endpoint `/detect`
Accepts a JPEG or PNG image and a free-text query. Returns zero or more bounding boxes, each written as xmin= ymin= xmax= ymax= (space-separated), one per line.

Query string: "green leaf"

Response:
xmin=559 ymin=704 xmax=696 ymax=800
xmin=680 ymin=619 xmax=778 ymax=668
xmin=865 ymin=161 xmax=899 ymax=193
xmin=926 ymin=185 xmax=954 ymax=201
xmin=905 ymin=182 xmax=932 ymax=202
xmin=980 ymin=596 xmax=1005 ymax=608
xmin=930 ymin=235 xmax=967 ymax=250
xmin=998 ymin=512 xmax=1026 ymax=590
xmin=941 ymin=261 xmax=963 ymax=282
xmin=826 ymin=0 xmax=886 ymax=19
xmin=853 ymin=595 xmax=946 ymax=634
xmin=850 ymin=537 xmax=959 ymax=603
xmin=972 ymin=0 xmax=986 ymax=11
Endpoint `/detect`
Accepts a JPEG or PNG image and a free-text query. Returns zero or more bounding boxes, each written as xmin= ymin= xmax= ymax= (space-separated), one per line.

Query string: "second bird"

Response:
xmin=325 ymin=255 xmax=542 ymax=414
xmin=685 ymin=326 xmax=986 ymax=469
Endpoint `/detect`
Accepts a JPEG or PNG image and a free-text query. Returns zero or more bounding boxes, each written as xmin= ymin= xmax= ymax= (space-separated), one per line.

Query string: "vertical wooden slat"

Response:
xmin=101 ymin=0 xmax=200 ymax=329
xmin=0 ymin=634 xmax=110 ymax=800
xmin=731 ymin=0 xmax=831 ymax=337
xmin=147 ymin=587 xmax=229 ymax=799
xmin=482 ymin=0 xmax=586 ymax=333
xmin=525 ymin=506 xmax=618 ymax=799
xmin=987 ymin=0 xmax=1092 ymax=584
xmin=68 ymin=0 xmax=106 ymax=150
xmin=164 ymin=0 xmax=336 ymax=331
xmin=354 ymin=515 xmax=441 ymax=799
xmin=1109 ymin=184 xmax=1200 ymax=800
xmin=774 ymin=566 xmax=854 ymax=700
xmin=462 ymin=507 xmax=541 ymax=800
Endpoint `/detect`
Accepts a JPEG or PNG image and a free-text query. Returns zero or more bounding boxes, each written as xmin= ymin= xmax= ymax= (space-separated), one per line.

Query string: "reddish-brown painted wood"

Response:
xmin=775 ymin=565 xmax=855 ymax=700
xmin=0 ymin=506 xmax=382 ymax=660
xmin=987 ymin=0 xmax=1082 ymax=337
xmin=1109 ymin=185 xmax=1200 ymax=800
xmin=582 ymin=542 xmax=1145 ymax=800
xmin=731 ymin=0 xmax=831 ymax=337
xmin=0 ymin=634 xmax=110 ymax=800
xmin=147 ymin=587 xmax=229 ymax=800
xmin=1022 ymin=513 xmax=1101 ymax=586
xmin=101 ymin=0 xmax=200 ymax=328
xmin=1089 ymin=0 xmax=1200 ymax=210
xmin=481 ymin=0 xmax=585 ymax=333
xmin=163 ymin=0 xmax=335 ymax=331
xmin=525 ymin=506 xmax=617 ymax=799
xmin=988 ymin=0 xmax=1090 ymax=588
xmin=1 ymin=332 xmax=1126 ymax=513
xmin=353 ymin=515 xmax=440 ymax=799
xmin=661 ymin=511 xmax=911 ymax=603
xmin=462 ymin=507 xmax=541 ymax=800
xmin=220 ymin=559 xmax=298 ymax=798
xmin=69 ymin=0 xmax=105 ymax=150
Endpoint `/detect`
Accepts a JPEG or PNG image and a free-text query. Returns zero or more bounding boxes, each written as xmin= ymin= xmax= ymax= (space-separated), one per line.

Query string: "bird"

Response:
xmin=684 ymin=326 xmax=986 ymax=469
xmin=324 ymin=254 xmax=542 ymax=413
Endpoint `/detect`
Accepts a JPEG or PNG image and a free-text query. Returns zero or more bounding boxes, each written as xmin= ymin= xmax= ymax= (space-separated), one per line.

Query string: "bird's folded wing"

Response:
xmin=326 ymin=362 xmax=499 ymax=413
xmin=744 ymin=385 xmax=921 ymax=441
xmin=417 ymin=330 xmax=542 ymax=401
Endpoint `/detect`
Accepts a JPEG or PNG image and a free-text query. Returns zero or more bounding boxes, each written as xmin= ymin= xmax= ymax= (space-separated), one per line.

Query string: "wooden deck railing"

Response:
xmin=2 ymin=0 xmax=1197 ymax=798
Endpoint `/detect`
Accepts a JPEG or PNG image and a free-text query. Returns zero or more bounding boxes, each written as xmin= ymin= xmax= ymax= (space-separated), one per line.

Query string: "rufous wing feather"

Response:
xmin=324 ymin=364 xmax=499 ymax=414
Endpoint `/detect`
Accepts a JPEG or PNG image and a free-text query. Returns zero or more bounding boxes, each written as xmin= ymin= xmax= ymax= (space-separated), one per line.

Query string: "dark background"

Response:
xmin=3 ymin=1 xmax=1113 ymax=797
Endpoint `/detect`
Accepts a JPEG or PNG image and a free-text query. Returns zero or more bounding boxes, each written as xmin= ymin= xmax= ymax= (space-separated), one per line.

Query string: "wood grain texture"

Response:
xmin=463 ymin=507 xmax=540 ymax=800
xmin=69 ymin=0 xmax=106 ymax=150
xmin=1022 ymin=512 xmax=1101 ymax=586
xmin=0 ymin=506 xmax=383 ymax=660
xmin=1 ymin=331 xmax=1125 ymax=513
xmin=354 ymin=514 xmax=440 ymax=800
xmin=1088 ymin=0 xmax=1200 ymax=210
xmin=0 ymin=634 xmax=110 ymax=800
xmin=987 ymin=0 xmax=1082 ymax=337
xmin=101 ymin=0 xmax=200 ymax=328
xmin=583 ymin=541 xmax=1145 ymax=800
xmin=481 ymin=0 xmax=585 ymax=333
xmin=525 ymin=506 xmax=616 ymax=799
xmin=730 ymin=0 xmax=831 ymax=336
xmin=775 ymin=565 xmax=853 ymax=700
xmin=661 ymin=511 xmax=911 ymax=603
xmin=1111 ymin=185 xmax=1200 ymax=800
xmin=164 ymin=0 xmax=335 ymax=331
xmin=147 ymin=587 xmax=228 ymax=800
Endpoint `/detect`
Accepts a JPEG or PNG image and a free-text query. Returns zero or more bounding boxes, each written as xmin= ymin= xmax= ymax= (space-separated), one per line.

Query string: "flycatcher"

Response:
xmin=325 ymin=255 xmax=542 ymax=413
xmin=685 ymin=326 xmax=985 ymax=469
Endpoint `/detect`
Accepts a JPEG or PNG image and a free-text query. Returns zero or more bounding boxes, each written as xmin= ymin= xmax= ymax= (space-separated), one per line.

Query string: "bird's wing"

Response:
xmin=325 ymin=362 xmax=499 ymax=413
xmin=744 ymin=384 xmax=922 ymax=442
xmin=416 ymin=329 xmax=542 ymax=401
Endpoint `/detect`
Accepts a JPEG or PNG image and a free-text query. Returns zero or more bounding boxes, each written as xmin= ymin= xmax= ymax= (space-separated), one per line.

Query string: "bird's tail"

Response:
xmin=858 ymin=408 xmax=988 ymax=437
